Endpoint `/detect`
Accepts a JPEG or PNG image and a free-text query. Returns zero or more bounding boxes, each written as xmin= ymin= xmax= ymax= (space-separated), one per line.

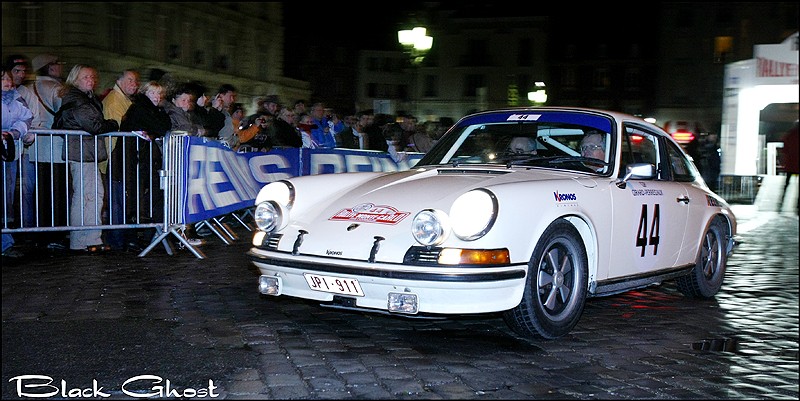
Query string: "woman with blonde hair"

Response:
xmin=108 ymin=80 xmax=171 ymax=251
xmin=53 ymin=64 xmax=119 ymax=253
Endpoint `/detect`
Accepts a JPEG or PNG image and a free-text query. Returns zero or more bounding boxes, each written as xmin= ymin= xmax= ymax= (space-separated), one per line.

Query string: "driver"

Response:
xmin=579 ymin=131 xmax=606 ymax=172
xmin=580 ymin=131 xmax=606 ymax=160
xmin=508 ymin=136 xmax=536 ymax=154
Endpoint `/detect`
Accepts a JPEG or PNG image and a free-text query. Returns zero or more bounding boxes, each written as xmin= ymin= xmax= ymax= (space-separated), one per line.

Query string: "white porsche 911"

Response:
xmin=248 ymin=107 xmax=737 ymax=339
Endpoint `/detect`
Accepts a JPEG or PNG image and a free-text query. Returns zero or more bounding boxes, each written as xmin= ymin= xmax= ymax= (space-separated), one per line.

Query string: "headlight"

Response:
xmin=254 ymin=201 xmax=282 ymax=232
xmin=449 ymin=189 xmax=497 ymax=240
xmin=260 ymin=180 xmax=295 ymax=209
xmin=411 ymin=209 xmax=450 ymax=246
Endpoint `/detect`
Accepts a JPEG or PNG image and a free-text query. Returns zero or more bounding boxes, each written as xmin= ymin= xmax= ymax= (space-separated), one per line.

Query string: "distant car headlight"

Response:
xmin=411 ymin=209 xmax=450 ymax=246
xmin=255 ymin=201 xmax=283 ymax=232
xmin=450 ymin=189 xmax=497 ymax=240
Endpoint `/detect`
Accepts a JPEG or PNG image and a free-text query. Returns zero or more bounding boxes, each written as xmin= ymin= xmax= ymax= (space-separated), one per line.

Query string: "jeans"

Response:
xmin=104 ymin=180 xmax=127 ymax=250
xmin=2 ymin=160 xmax=18 ymax=252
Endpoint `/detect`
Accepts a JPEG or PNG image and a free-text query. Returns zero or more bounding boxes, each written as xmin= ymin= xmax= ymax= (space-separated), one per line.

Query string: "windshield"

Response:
xmin=417 ymin=110 xmax=616 ymax=175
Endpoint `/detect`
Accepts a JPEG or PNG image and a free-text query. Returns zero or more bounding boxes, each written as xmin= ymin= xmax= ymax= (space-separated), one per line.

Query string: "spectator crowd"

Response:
xmin=2 ymin=53 xmax=450 ymax=261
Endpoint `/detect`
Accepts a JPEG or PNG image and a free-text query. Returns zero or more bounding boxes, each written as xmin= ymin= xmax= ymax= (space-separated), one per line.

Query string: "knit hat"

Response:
xmin=4 ymin=54 xmax=28 ymax=71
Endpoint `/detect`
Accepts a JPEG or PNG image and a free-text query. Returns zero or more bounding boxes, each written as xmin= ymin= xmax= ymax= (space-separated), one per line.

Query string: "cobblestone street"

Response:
xmin=2 ymin=205 xmax=798 ymax=399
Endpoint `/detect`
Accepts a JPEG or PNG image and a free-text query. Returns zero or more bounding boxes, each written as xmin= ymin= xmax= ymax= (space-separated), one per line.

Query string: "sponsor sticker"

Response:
xmin=329 ymin=203 xmax=410 ymax=225
xmin=554 ymin=191 xmax=577 ymax=202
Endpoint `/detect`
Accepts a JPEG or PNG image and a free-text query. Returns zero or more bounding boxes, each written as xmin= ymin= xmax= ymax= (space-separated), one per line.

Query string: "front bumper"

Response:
xmin=248 ymin=248 xmax=528 ymax=315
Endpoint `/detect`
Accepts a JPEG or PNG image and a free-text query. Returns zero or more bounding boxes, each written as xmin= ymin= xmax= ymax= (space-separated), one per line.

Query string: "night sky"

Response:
xmin=281 ymin=2 xmax=422 ymax=78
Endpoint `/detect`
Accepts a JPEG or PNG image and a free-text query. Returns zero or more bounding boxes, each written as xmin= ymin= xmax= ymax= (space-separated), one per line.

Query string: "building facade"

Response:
xmin=2 ymin=2 xmax=310 ymax=112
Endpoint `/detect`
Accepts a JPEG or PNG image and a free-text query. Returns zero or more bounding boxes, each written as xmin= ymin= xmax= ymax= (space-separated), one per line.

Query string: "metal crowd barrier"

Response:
xmin=2 ymin=129 xmax=173 ymax=255
xmin=139 ymin=132 xmax=206 ymax=259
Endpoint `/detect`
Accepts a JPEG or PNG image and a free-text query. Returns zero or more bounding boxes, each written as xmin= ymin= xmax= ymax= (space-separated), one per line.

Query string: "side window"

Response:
xmin=665 ymin=140 xmax=696 ymax=182
xmin=619 ymin=125 xmax=659 ymax=179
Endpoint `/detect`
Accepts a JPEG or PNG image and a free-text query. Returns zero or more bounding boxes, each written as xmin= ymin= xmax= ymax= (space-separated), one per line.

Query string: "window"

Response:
xmin=168 ymin=44 xmax=181 ymax=60
xmin=108 ymin=4 xmax=126 ymax=53
xmin=516 ymin=74 xmax=530 ymax=96
xmin=561 ymin=67 xmax=577 ymax=90
xmin=624 ymin=67 xmax=641 ymax=91
xmin=21 ymin=3 xmax=42 ymax=46
xmin=593 ymin=68 xmax=610 ymax=90
xmin=517 ymin=38 xmax=532 ymax=66
xmin=423 ymin=75 xmax=437 ymax=97
xmin=665 ymin=140 xmax=696 ymax=182
xmin=464 ymin=74 xmax=486 ymax=97
xmin=620 ymin=125 xmax=660 ymax=179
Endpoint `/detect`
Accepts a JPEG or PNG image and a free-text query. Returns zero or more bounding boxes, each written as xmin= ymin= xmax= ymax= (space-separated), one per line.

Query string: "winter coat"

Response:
xmin=2 ymin=88 xmax=33 ymax=160
xmin=273 ymin=119 xmax=302 ymax=148
xmin=54 ymin=87 xmax=119 ymax=162
xmin=112 ymin=93 xmax=171 ymax=182
xmin=163 ymin=101 xmax=203 ymax=135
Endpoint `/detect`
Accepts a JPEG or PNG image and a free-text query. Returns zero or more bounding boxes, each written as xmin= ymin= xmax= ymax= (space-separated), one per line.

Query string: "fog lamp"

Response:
xmin=388 ymin=292 xmax=418 ymax=314
xmin=259 ymin=275 xmax=282 ymax=296
xmin=253 ymin=231 xmax=266 ymax=246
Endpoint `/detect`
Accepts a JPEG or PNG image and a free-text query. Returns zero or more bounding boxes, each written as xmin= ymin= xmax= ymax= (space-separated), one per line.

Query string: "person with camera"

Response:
xmin=238 ymin=113 xmax=275 ymax=152
xmin=309 ymin=102 xmax=337 ymax=149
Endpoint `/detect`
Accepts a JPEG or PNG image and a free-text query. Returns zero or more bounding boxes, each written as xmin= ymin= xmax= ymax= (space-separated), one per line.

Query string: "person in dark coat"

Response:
xmin=116 ymin=81 xmax=171 ymax=226
xmin=780 ymin=121 xmax=799 ymax=213
xmin=273 ymin=107 xmax=302 ymax=148
xmin=52 ymin=64 xmax=119 ymax=253
xmin=103 ymin=80 xmax=171 ymax=251
xmin=699 ymin=133 xmax=721 ymax=192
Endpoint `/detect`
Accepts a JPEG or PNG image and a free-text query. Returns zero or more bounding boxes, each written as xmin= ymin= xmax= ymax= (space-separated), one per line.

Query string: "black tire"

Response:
xmin=504 ymin=219 xmax=588 ymax=339
xmin=676 ymin=218 xmax=728 ymax=298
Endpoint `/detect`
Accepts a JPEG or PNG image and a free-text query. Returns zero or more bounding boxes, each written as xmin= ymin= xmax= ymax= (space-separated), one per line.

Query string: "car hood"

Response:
xmin=273 ymin=166 xmax=588 ymax=261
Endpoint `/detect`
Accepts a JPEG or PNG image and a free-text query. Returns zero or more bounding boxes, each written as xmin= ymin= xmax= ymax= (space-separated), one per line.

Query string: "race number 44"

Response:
xmin=636 ymin=204 xmax=660 ymax=257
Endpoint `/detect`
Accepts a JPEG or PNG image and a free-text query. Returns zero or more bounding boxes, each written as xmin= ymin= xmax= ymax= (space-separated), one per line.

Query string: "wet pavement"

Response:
xmin=2 ymin=205 xmax=798 ymax=400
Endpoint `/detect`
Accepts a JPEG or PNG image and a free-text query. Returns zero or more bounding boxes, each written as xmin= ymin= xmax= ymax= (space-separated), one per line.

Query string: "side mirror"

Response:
xmin=617 ymin=163 xmax=655 ymax=188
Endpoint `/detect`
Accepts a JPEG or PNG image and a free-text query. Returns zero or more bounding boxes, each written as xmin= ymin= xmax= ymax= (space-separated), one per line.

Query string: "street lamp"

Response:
xmin=398 ymin=26 xmax=433 ymax=117
xmin=397 ymin=27 xmax=433 ymax=65
xmin=528 ymin=81 xmax=547 ymax=105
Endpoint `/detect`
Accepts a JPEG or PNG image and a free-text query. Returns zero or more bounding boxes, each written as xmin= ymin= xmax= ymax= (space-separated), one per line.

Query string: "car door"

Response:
xmin=607 ymin=124 xmax=690 ymax=279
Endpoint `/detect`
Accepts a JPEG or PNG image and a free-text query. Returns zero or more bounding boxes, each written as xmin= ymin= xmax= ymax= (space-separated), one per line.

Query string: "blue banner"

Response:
xmin=183 ymin=137 xmax=424 ymax=223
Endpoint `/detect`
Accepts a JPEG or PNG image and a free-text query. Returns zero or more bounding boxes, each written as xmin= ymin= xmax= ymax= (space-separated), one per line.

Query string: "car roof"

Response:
xmin=456 ymin=107 xmax=667 ymax=136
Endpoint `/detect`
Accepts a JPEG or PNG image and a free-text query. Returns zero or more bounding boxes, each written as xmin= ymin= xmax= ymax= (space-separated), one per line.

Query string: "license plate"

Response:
xmin=303 ymin=273 xmax=365 ymax=297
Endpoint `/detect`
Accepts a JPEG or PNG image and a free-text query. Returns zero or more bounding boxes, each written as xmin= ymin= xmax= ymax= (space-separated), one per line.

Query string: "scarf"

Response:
xmin=2 ymin=88 xmax=19 ymax=105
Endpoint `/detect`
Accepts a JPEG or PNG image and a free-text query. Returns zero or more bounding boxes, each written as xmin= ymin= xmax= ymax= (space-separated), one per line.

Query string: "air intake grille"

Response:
xmin=265 ymin=234 xmax=282 ymax=250
xmin=403 ymin=246 xmax=442 ymax=265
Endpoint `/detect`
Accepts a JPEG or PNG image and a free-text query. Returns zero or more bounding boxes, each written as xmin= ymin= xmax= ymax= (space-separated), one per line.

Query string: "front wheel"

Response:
xmin=504 ymin=219 xmax=588 ymax=339
xmin=676 ymin=218 xmax=728 ymax=298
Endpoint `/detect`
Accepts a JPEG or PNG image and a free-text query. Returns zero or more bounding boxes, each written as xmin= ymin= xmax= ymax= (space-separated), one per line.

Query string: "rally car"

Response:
xmin=248 ymin=107 xmax=737 ymax=339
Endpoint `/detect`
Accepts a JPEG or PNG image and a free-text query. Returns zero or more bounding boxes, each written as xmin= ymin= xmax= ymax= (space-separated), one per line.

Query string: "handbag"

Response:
xmin=1 ymin=132 xmax=16 ymax=162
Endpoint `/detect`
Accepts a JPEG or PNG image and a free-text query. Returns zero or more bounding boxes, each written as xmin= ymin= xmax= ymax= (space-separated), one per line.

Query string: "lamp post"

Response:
xmin=527 ymin=81 xmax=548 ymax=106
xmin=398 ymin=27 xmax=433 ymax=116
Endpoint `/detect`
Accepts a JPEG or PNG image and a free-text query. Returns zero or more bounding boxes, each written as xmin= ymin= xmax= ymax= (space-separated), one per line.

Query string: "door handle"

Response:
xmin=677 ymin=196 xmax=690 ymax=204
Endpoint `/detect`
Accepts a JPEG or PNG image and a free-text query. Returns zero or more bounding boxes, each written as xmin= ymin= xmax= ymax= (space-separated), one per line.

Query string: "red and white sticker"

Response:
xmin=329 ymin=203 xmax=410 ymax=225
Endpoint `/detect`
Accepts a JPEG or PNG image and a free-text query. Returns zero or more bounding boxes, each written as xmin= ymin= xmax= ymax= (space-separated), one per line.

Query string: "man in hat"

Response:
xmin=263 ymin=94 xmax=281 ymax=116
xmin=240 ymin=94 xmax=281 ymax=129
xmin=31 ymin=54 xmax=64 ymax=77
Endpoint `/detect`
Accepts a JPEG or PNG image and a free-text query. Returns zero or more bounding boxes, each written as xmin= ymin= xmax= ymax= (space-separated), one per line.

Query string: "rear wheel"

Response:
xmin=504 ymin=219 xmax=588 ymax=339
xmin=676 ymin=218 xmax=727 ymax=298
